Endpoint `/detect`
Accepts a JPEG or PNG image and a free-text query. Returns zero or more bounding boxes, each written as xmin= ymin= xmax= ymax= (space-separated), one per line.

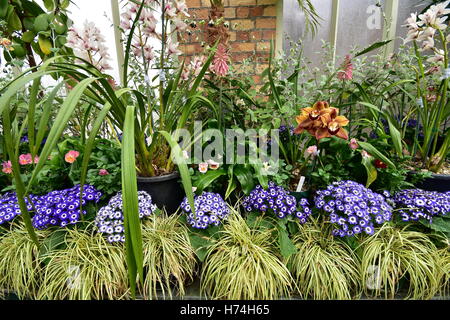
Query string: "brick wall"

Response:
xmin=180 ymin=0 xmax=279 ymax=85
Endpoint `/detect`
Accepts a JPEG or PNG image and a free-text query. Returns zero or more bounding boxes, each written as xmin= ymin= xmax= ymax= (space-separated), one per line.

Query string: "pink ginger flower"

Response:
xmin=337 ymin=55 xmax=353 ymax=80
xmin=207 ymin=159 xmax=220 ymax=170
xmin=176 ymin=1 xmax=190 ymax=17
xmin=99 ymin=169 xmax=109 ymax=176
xmin=19 ymin=154 xmax=33 ymax=165
xmin=2 ymin=161 xmax=12 ymax=174
xmin=65 ymin=150 xmax=80 ymax=164
xmin=212 ymin=44 xmax=229 ymax=77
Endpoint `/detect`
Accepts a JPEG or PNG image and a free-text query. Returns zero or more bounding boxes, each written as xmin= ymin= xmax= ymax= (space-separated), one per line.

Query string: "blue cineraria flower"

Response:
xmin=243 ymin=182 xmax=311 ymax=224
xmin=32 ymin=185 xmax=102 ymax=229
xmin=315 ymin=180 xmax=393 ymax=237
xmin=392 ymin=189 xmax=450 ymax=222
xmin=95 ymin=191 xmax=157 ymax=243
xmin=0 ymin=193 xmax=44 ymax=225
xmin=0 ymin=185 xmax=102 ymax=229
xmin=180 ymin=192 xmax=229 ymax=229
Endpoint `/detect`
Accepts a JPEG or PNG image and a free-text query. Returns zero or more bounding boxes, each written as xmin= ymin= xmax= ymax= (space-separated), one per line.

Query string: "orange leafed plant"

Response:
xmin=294 ymin=101 xmax=349 ymax=140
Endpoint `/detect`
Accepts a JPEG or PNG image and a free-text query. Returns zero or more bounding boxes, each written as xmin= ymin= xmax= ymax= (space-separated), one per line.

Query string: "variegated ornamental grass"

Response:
xmin=286 ymin=218 xmax=361 ymax=300
xmin=360 ymin=224 xmax=445 ymax=300
xmin=200 ymin=209 xmax=293 ymax=300
xmin=141 ymin=213 xmax=197 ymax=299
xmin=0 ymin=223 xmax=47 ymax=299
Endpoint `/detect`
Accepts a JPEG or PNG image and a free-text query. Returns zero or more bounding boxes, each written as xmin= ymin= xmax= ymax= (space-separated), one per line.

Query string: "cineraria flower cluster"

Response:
xmin=33 ymin=185 xmax=102 ymax=229
xmin=66 ymin=20 xmax=112 ymax=72
xmin=404 ymin=1 xmax=450 ymax=63
xmin=95 ymin=191 xmax=157 ymax=243
xmin=180 ymin=192 xmax=230 ymax=229
xmin=0 ymin=193 xmax=42 ymax=225
xmin=392 ymin=189 xmax=450 ymax=222
xmin=315 ymin=180 xmax=393 ymax=237
xmin=243 ymin=182 xmax=311 ymax=224
xmin=0 ymin=185 xmax=102 ymax=228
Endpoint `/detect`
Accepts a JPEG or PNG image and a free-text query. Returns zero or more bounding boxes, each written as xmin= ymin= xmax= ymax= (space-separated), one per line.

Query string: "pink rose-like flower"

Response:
xmin=199 ymin=162 xmax=208 ymax=174
xmin=65 ymin=150 xmax=80 ymax=164
xmin=349 ymin=138 xmax=359 ymax=150
xmin=2 ymin=161 xmax=12 ymax=174
xmin=99 ymin=169 xmax=109 ymax=176
xmin=19 ymin=154 xmax=33 ymax=165
xmin=305 ymin=145 xmax=320 ymax=159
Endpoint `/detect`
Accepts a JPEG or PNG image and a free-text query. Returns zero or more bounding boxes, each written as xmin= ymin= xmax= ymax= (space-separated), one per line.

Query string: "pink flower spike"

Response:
xmin=212 ymin=44 xmax=230 ymax=77
xmin=65 ymin=150 xmax=80 ymax=164
xmin=19 ymin=154 xmax=33 ymax=165
xmin=99 ymin=169 xmax=109 ymax=176
xmin=337 ymin=55 xmax=353 ymax=80
xmin=2 ymin=161 xmax=12 ymax=174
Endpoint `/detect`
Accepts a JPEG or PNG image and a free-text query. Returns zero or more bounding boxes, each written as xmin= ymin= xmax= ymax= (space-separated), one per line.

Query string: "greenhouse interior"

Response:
xmin=0 ymin=0 xmax=449 ymax=303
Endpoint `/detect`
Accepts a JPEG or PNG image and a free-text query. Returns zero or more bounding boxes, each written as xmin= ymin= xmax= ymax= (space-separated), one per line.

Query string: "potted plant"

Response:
xmin=403 ymin=2 xmax=450 ymax=191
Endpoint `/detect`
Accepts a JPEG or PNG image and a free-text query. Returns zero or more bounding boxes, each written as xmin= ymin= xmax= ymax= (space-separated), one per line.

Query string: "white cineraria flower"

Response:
xmin=417 ymin=27 xmax=436 ymax=40
xmin=404 ymin=30 xmax=420 ymax=44
xmin=432 ymin=0 xmax=450 ymax=16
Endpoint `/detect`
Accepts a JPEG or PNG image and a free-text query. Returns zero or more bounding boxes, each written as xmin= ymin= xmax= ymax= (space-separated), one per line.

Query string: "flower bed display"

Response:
xmin=0 ymin=0 xmax=449 ymax=301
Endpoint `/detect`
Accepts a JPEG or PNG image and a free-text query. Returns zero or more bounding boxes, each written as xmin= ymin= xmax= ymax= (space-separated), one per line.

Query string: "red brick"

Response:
xmin=224 ymin=7 xmax=236 ymax=18
xmin=186 ymin=0 xmax=202 ymax=8
xmin=261 ymin=30 xmax=276 ymax=40
xmin=191 ymin=8 xmax=209 ymax=19
xmin=231 ymin=42 xmax=255 ymax=52
xmin=256 ymin=18 xmax=276 ymax=29
xmin=263 ymin=6 xmax=277 ymax=17
xmin=236 ymin=31 xmax=250 ymax=41
xmin=250 ymin=31 xmax=262 ymax=40
xmin=249 ymin=6 xmax=264 ymax=17
xmin=236 ymin=7 xmax=250 ymax=18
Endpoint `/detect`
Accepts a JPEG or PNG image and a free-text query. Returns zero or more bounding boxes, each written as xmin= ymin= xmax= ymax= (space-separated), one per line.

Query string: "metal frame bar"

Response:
xmin=383 ymin=0 xmax=399 ymax=58
xmin=330 ymin=0 xmax=340 ymax=64
xmin=110 ymin=0 xmax=125 ymax=85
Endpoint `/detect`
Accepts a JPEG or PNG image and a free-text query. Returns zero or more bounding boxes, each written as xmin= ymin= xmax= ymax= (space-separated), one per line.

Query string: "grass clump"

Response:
xmin=37 ymin=227 xmax=129 ymax=300
xmin=360 ymin=224 xmax=443 ymax=299
xmin=141 ymin=213 xmax=197 ymax=299
xmin=0 ymin=223 xmax=46 ymax=299
xmin=286 ymin=218 xmax=361 ymax=300
xmin=200 ymin=209 xmax=293 ymax=300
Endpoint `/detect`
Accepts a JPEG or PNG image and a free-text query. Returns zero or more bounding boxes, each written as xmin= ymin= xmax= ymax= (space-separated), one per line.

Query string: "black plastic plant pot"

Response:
xmin=415 ymin=173 xmax=450 ymax=192
xmin=137 ymin=172 xmax=185 ymax=215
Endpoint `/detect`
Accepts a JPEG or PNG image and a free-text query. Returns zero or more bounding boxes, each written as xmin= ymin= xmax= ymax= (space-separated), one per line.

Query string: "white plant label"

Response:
xmin=443 ymin=68 xmax=450 ymax=80
xmin=296 ymin=176 xmax=306 ymax=192
xmin=366 ymin=265 xmax=381 ymax=290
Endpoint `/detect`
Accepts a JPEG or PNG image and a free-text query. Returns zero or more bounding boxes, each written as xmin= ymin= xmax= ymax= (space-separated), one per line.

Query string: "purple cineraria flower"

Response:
xmin=315 ymin=180 xmax=393 ymax=237
xmin=95 ymin=191 xmax=157 ymax=243
xmin=180 ymin=192 xmax=229 ymax=229
xmin=0 ymin=185 xmax=102 ymax=229
xmin=32 ymin=185 xmax=102 ymax=229
xmin=392 ymin=189 xmax=450 ymax=223
xmin=243 ymin=182 xmax=312 ymax=224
